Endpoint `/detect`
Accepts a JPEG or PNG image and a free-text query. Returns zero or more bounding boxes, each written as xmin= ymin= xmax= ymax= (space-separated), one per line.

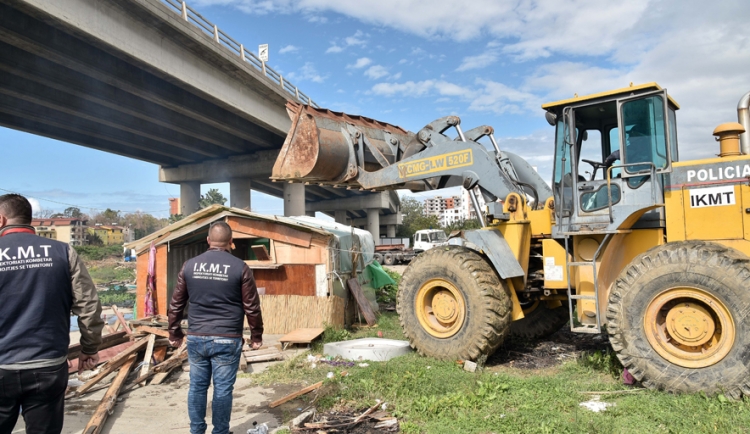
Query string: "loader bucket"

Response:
xmin=271 ymin=102 xmax=412 ymax=183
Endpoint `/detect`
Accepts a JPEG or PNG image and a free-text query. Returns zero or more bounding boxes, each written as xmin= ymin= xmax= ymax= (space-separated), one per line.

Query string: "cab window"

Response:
xmin=621 ymin=96 xmax=668 ymax=173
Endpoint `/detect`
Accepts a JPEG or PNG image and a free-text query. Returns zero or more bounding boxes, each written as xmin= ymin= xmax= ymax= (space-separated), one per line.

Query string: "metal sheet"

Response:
xmin=457 ymin=230 xmax=526 ymax=279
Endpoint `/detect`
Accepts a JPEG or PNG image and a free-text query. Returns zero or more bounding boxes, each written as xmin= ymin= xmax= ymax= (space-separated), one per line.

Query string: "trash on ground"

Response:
xmin=579 ymin=395 xmax=615 ymax=413
xmin=323 ymin=338 xmax=411 ymax=361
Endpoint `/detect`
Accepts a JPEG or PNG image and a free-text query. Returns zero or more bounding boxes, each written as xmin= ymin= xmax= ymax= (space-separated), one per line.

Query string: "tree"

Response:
xmin=33 ymin=208 xmax=55 ymax=219
xmin=442 ymin=218 xmax=482 ymax=233
xmin=199 ymin=188 xmax=227 ymax=208
xmin=168 ymin=214 xmax=185 ymax=224
xmin=396 ymin=197 xmax=440 ymax=239
xmin=63 ymin=207 xmax=84 ymax=218
xmin=122 ymin=211 xmax=167 ymax=239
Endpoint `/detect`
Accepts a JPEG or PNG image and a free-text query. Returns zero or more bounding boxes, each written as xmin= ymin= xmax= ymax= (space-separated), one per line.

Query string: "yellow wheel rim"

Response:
xmin=644 ymin=287 xmax=735 ymax=368
xmin=415 ymin=279 xmax=466 ymax=338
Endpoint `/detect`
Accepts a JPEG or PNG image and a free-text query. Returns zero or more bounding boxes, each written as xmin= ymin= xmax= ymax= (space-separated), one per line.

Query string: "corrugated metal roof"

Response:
xmin=125 ymin=205 xmax=333 ymax=255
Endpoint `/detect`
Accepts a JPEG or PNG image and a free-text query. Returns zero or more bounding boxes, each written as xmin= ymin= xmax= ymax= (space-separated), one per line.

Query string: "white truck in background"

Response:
xmin=374 ymin=229 xmax=448 ymax=265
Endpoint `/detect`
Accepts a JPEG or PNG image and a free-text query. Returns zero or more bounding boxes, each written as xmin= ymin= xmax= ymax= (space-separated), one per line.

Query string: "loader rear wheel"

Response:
xmin=397 ymin=246 xmax=512 ymax=361
xmin=607 ymin=241 xmax=750 ymax=397
xmin=510 ymin=301 xmax=569 ymax=339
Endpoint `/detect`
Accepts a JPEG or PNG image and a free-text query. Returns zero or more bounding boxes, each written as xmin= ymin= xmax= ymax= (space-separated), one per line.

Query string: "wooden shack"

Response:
xmin=126 ymin=205 xmax=376 ymax=333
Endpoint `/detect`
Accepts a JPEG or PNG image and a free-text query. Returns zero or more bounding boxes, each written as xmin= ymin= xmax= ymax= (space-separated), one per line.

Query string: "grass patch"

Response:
xmin=88 ymin=265 xmax=135 ymax=285
xmin=98 ymin=288 xmax=135 ymax=308
xmin=376 ymin=268 xmax=402 ymax=305
xmin=74 ymin=244 xmax=124 ymax=261
xmin=252 ymin=312 xmax=750 ymax=433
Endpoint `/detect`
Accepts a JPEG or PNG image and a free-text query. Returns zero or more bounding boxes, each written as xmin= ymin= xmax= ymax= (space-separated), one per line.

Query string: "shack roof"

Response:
xmin=125 ymin=205 xmax=333 ymax=255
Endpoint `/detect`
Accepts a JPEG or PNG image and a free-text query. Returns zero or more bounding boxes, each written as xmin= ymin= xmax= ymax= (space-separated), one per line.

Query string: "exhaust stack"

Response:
xmin=738 ymin=91 xmax=750 ymax=154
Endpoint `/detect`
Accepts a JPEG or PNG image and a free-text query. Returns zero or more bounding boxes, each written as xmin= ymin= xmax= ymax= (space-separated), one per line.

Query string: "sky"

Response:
xmin=3 ymin=0 xmax=750 ymax=217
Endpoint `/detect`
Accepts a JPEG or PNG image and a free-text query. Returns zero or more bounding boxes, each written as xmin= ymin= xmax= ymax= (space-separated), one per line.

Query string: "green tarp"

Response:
xmin=366 ymin=261 xmax=396 ymax=289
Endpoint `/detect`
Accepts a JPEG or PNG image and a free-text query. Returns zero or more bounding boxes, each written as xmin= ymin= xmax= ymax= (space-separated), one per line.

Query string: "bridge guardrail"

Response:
xmin=161 ymin=0 xmax=318 ymax=108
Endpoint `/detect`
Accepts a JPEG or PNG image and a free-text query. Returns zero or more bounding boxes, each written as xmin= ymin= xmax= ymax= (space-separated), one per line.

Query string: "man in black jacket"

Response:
xmin=0 ymin=194 xmax=103 ymax=434
xmin=168 ymin=221 xmax=263 ymax=434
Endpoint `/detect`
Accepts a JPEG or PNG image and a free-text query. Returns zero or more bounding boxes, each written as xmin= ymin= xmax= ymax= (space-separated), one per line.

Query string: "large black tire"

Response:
xmin=607 ymin=241 xmax=750 ymax=397
xmin=397 ymin=246 xmax=512 ymax=361
xmin=510 ymin=301 xmax=569 ymax=339
xmin=373 ymin=253 xmax=384 ymax=264
xmin=383 ymin=253 xmax=395 ymax=266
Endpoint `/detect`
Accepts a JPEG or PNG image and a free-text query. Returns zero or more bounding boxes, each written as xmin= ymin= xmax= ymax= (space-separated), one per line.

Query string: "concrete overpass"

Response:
xmin=0 ymin=0 xmax=401 ymax=239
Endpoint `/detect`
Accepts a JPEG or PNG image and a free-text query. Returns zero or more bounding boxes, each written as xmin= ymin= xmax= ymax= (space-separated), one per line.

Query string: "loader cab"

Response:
xmin=546 ymin=83 xmax=679 ymax=234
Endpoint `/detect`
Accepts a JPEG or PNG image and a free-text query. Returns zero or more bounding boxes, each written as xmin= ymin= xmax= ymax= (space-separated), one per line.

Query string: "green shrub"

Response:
xmin=74 ymin=244 xmax=124 ymax=261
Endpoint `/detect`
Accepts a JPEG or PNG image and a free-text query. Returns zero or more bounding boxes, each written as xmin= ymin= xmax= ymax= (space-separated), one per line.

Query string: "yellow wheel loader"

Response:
xmin=271 ymin=83 xmax=750 ymax=397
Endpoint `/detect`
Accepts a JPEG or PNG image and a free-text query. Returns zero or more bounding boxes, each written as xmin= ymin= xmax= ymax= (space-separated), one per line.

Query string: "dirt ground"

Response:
xmin=11 ymin=370 xmax=287 ymax=434
xmin=487 ymin=326 xmax=610 ymax=370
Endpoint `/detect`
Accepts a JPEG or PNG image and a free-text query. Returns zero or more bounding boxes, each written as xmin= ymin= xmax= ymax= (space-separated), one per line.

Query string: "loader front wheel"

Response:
xmin=397 ymin=246 xmax=512 ymax=361
xmin=607 ymin=241 xmax=750 ymax=397
xmin=510 ymin=300 xmax=569 ymax=339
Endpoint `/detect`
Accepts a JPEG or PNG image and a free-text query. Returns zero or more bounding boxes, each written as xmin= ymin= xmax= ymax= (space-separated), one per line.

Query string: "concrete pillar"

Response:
xmin=387 ymin=224 xmax=396 ymax=238
xmin=334 ymin=210 xmax=348 ymax=225
xmin=283 ymin=183 xmax=306 ymax=217
xmin=229 ymin=178 xmax=252 ymax=210
xmin=366 ymin=208 xmax=380 ymax=241
xmin=180 ymin=181 xmax=200 ymax=216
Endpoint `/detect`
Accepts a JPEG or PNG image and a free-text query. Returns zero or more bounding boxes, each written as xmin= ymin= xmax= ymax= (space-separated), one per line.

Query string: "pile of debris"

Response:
xmin=67 ymin=311 xmax=187 ymax=434
xmin=287 ymin=401 xmax=398 ymax=432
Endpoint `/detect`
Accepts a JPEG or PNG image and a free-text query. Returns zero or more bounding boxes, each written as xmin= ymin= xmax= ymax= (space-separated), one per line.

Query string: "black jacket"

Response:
xmin=168 ymin=247 xmax=263 ymax=342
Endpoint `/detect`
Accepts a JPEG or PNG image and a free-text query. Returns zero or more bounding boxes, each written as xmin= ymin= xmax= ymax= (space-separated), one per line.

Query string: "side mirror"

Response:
xmin=545 ymin=111 xmax=557 ymax=126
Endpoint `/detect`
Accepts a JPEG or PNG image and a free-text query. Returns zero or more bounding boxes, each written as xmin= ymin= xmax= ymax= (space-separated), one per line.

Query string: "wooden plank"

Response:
xmin=139 ymin=334 xmax=156 ymax=385
xmin=268 ymin=381 xmax=323 ymax=408
xmin=150 ymin=342 xmax=188 ymax=385
xmin=241 ymin=348 xmax=283 ymax=357
xmin=111 ymin=306 xmax=132 ymax=335
xmin=132 ymin=325 xmax=170 ymax=338
xmin=83 ymin=354 xmax=138 ymax=434
xmin=77 ymin=338 xmax=149 ymax=395
xmin=68 ymin=331 xmax=128 ymax=360
xmin=347 ymin=278 xmax=377 ymax=326
xmin=227 ymin=217 xmax=313 ymax=248
xmin=153 ymin=346 xmax=167 ymax=364
xmin=245 ymin=353 xmax=284 ymax=363
xmin=279 ymin=328 xmax=325 ymax=344
xmin=251 ymin=245 xmax=271 ymax=260
xmin=68 ymin=342 xmax=132 ymax=374
xmin=253 ymin=264 xmax=318 ymax=296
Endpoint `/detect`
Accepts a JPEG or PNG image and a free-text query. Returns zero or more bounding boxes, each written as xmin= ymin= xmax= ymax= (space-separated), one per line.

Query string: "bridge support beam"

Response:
xmin=180 ymin=181 xmax=200 ymax=215
xmin=367 ymin=208 xmax=380 ymax=242
xmin=283 ymin=183 xmax=305 ymax=217
xmin=334 ymin=210 xmax=348 ymax=225
xmin=229 ymin=178 xmax=252 ymax=210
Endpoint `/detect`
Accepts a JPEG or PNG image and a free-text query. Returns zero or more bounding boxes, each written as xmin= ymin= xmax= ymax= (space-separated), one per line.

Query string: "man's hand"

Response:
xmin=78 ymin=353 xmax=100 ymax=374
xmin=250 ymin=341 xmax=262 ymax=350
xmin=169 ymin=338 xmax=184 ymax=348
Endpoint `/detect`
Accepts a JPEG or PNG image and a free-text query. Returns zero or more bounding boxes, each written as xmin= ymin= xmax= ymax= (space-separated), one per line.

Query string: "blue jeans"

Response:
xmin=187 ymin=335 xmax=243 ymax=434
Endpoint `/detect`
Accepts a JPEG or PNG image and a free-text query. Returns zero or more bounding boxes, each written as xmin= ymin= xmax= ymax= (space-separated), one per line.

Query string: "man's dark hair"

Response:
xmin=0 ymin=194 xmax=33 ymax=224
xmin=208 ymin=221 xmax=232 ymax=243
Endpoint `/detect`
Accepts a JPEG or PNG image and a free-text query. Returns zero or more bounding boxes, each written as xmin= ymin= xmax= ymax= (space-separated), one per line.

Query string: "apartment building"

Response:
xmin=31 ymin=218 xmax=88 ymax=246
xmin=88 ymin=225 xmax=125 ymax=245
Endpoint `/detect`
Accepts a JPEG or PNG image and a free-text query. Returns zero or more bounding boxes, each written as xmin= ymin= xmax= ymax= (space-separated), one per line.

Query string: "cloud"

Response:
xmin=27 ymin=197 xmax=41 ymax=213
xmin=348 ymin=57 xmax=372 ymax=69
xmin=287 ymin=62 xmax=327 ymax=83
xmin=326 ymin=30 xmax=368 ymax=54
xmin=364 ymin=65 xmax=389 ymax=79
xmin=456 ymin=51 xmax=499 ymax=71
xmin=371 ymin=80 xmax=471 ymax=98
xmin=279 ymin=44 xmax=299 ymax=54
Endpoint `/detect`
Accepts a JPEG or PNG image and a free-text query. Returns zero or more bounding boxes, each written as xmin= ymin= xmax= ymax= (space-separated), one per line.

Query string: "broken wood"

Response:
xmin=153 ymin=346 xmax=167 ymax=364
xmin=132 ymin=325 xmax=170 ymax=338
xmin=150 ymin=342 xmax=188 ymax=385
xmin=346 ymin=278 xmax=377 ymax=326
xmin=111 ymin=305 xmax=132 ymax=335
xmin=139 ymin=334 xmax=156 ymax=385
xmin=83 ymin=354 xmax=137 ymax=434
xmin=242 ymin=348 xmax=283 ymax=357
xmin=68 ymin=331 xmax=128 ymax=360
xmin=77 ymin=337 xmax=149 ymax=395
xmin=239 ymin=354 xmax=247 ymax=372
xmin=269 ymin=381 xmax=323 ymax=408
